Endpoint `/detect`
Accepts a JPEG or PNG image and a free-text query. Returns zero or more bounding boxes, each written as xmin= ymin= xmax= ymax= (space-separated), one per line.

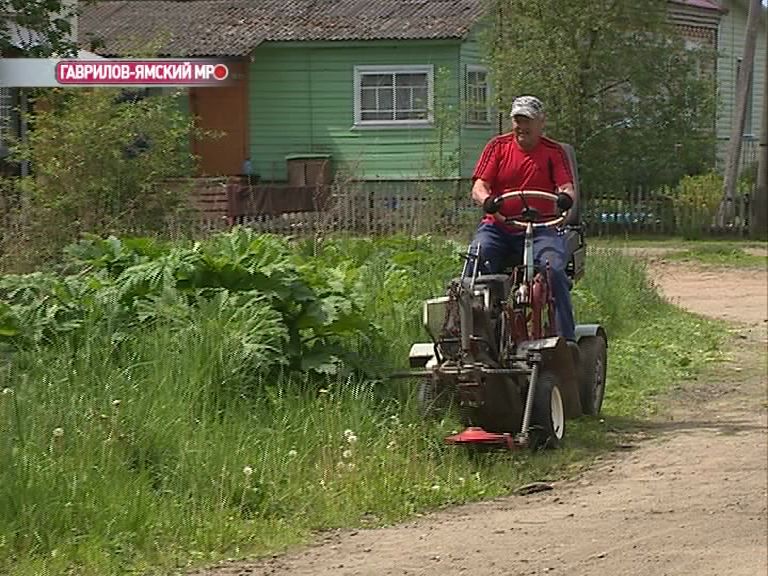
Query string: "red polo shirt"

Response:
xmin=472 ymin=134 xmax=573 ymax=232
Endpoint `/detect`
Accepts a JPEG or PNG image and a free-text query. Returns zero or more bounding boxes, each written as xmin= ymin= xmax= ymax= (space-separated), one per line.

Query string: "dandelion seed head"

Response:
xmin=342 ymin=449 xmax=353 ymax=459
xmin=242 ymin=465 xmax=253 ymax=476
xmin=52 ymin=427 xmax=64 ymax=437
xmin=346 ymin=434 xmax=358 ymax=444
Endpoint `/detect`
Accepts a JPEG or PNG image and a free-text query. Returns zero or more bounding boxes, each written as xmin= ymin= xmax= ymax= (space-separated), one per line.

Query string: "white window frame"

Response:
xmin=353 ymin=64 xmax=434 ymax=128
xmin=465 ymin=64 xmax=491 ymax=126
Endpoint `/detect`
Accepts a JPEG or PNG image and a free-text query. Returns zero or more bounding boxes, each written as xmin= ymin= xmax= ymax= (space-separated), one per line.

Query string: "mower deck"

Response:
xmin=444 ymin=427 xmax=523 ymax=450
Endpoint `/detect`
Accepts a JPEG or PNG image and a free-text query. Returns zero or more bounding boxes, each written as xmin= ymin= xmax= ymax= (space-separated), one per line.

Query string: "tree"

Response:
xmin=484 ymin=0 xmax=716 ymax=197
xmin=0 ymin=0 xmax=81 ymax=57
xmin=2 ymin=89 xmax=203 ymax=269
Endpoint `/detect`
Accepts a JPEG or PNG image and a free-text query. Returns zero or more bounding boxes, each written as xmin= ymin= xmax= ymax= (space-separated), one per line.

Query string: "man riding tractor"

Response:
xmin=468 ymin=95 xmax=578 ymax=356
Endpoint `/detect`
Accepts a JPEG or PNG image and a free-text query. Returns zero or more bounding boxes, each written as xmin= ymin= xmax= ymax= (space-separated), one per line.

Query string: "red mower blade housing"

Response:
xmin=444 ymin=427 xmax=516 ymax=449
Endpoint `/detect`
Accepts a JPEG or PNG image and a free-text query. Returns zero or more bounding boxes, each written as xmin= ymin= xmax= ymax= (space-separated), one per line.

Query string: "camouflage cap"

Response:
xmin=510 ymin=95 xmax=544 ymax=119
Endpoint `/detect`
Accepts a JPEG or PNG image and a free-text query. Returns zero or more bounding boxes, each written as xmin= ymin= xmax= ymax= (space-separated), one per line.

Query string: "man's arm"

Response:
xmin=472 ymin=178 xmax=493 ymax=206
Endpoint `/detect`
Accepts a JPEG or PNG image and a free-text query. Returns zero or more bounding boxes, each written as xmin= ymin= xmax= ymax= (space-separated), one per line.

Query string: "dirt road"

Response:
xmin=198 ymin=263 xmax=768 ymax=576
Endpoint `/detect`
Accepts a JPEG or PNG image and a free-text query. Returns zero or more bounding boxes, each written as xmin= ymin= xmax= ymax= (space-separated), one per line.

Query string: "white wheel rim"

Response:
xmin=551 ymin=385 xmax=564 ymax=440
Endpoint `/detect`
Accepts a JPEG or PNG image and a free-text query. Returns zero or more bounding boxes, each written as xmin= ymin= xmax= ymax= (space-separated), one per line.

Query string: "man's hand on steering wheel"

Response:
xmin=482 ymin=195 xmax=503 ymax=214
xmin=556 ymin=192 xmax=573 ymax=212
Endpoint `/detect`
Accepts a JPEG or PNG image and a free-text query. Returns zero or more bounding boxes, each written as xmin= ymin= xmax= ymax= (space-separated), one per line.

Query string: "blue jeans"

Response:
xmin=467 ymin=223 xmax=576 ymax=341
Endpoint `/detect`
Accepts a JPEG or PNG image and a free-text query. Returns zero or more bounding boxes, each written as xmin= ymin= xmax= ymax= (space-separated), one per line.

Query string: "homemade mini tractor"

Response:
xmin=402 ymin=143 xmax=607 ymax=450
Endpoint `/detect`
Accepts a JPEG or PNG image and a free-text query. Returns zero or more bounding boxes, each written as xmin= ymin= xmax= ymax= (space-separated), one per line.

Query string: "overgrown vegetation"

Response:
xmin=1 ymin=88 xmax=203 ymax=271
xmin=0 ymin=231 xmax=723 ymax=575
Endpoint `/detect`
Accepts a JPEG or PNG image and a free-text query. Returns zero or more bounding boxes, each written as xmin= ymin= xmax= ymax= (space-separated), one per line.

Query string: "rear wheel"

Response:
xmin=530 ymin=371 xmax=565 ymax=449
xmin=578 ymin=335 xmax=607 ymax=415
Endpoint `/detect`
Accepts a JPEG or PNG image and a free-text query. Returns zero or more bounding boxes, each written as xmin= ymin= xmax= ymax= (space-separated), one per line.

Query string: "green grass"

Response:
xmin=662 ymin=244 xmax=767 ymax=268
xmin=592 ymin=236 xmax=767 ymax=250
xmin=0 ymin=241 xmax=725 ymax=576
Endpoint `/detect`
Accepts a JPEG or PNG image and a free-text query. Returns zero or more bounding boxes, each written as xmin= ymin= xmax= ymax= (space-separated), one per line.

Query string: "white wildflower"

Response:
xmin=111 ymin=399 xmax=121 ymax=408
xmin=458 ymin=476 xmax=466 ymax=485
xmin=347 ymin=462 xmax=356 ymax=472
xmin=2 ymin=387 xmax=12 ymax=395
xmin=287 ymin=449 xmax=298 ymax=458
xmin=242 ymin=465 xmax=253 ymax=476
xmin=52 ymin=427 xmax=64 ymax=438
xmin=386 ymin=440 xmax=397 ymax=450
xmin=342 ymin=449 xmax=353 ymax=460
xmin=431 ymin=484 xmax=441 ymax=491
xmin=346 ymin=434 xmax=358 ymax=444
xmin=343 ymin=429 xmax=355 ymax=440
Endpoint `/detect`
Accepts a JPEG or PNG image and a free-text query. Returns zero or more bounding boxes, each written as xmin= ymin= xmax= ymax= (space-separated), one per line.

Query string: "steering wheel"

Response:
xmin=495 ymin=190 xmax=566 ymax=229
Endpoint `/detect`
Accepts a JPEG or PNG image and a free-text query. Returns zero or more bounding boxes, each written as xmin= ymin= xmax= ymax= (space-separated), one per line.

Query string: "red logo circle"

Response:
xmin=213 ymin=64 xmax=229 ymax=81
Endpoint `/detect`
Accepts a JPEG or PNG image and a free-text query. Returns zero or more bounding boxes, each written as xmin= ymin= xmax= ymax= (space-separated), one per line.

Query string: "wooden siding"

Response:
xmin=191 ymin=60 xmax=250 ymax=176
xmin=249 ymin=41 xmax=462 ymax=181
xmin=715 ymin=0 xmax=767 ymax=167
xmin=459 ymin=25 xmax=495 ymax=179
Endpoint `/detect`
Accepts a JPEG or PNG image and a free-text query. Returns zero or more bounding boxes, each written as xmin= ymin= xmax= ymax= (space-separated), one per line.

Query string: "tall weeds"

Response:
xmin=0 ymin=234 xmax=722 ymax=575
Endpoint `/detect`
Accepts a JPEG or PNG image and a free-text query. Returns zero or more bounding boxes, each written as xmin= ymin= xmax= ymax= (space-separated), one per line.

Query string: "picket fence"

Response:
xmin=189 ymin=177 xmax=753 ymax=238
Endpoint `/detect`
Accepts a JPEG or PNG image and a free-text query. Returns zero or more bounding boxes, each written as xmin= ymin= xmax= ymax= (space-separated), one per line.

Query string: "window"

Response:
xmin=354 ymin=65 xmax=433 ymax=125
xmin=465 ymin=65 xmax=490 ymax=124
xmin=736 ymin=58 xmax=754 ymax=136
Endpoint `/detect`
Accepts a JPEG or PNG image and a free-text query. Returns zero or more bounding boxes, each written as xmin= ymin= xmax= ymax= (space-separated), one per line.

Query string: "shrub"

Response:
xmin=671 ymin=171 xmax=722 ymax=239
xmin=2 ymin=89 xmax=205 ymax=271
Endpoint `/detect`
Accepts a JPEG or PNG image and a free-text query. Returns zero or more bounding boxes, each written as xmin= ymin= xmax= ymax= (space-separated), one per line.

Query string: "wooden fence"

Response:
xmin=189 ymin=177 xmax=753 ymax=239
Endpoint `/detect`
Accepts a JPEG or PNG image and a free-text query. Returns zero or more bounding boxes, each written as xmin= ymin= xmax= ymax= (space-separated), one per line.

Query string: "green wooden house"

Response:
xmin=80 ymin=0 xmax=496 ymax=187
xmin=714 ymin=0 xmax=766 ymax=171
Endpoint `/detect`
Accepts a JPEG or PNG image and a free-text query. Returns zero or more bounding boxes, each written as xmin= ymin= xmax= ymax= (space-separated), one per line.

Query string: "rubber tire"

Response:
xmin=530 ymin=371 xmax=565 ymax=450
xmin=578 ymin=335 xmax=607 ymax=416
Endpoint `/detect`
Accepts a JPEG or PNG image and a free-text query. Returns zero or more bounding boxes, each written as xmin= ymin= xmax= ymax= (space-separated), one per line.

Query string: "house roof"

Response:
xmin=79 ymin=0 xmax=487 ymax=57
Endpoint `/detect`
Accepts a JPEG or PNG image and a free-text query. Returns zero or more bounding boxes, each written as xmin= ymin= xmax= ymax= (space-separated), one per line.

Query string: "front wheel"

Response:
xmin=530 ymin=371 xmax=565 ymax=449
xmin=578 ymin=335 xmax=607 ymax=415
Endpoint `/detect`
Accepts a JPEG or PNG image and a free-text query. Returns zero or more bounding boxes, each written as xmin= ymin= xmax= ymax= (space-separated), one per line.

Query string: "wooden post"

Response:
xmin=750 ymin=19 xmax=767 ymax=239
xmin=719 ymin=0 xmax=762 ymax=226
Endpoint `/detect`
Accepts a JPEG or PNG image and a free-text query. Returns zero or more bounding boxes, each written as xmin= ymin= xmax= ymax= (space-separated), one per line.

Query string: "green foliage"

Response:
xmin=484 ymin=0 xmax=717 ymax=194
xmin=0 ymin=0 xmax=80 ymax=57
xmin=3 ymin=88 xmax=202 ymax=269
xmin=0 ymin=235 xmax=725 ymax=575
xmin=670 ymin=172 xmax=723 ymax=239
